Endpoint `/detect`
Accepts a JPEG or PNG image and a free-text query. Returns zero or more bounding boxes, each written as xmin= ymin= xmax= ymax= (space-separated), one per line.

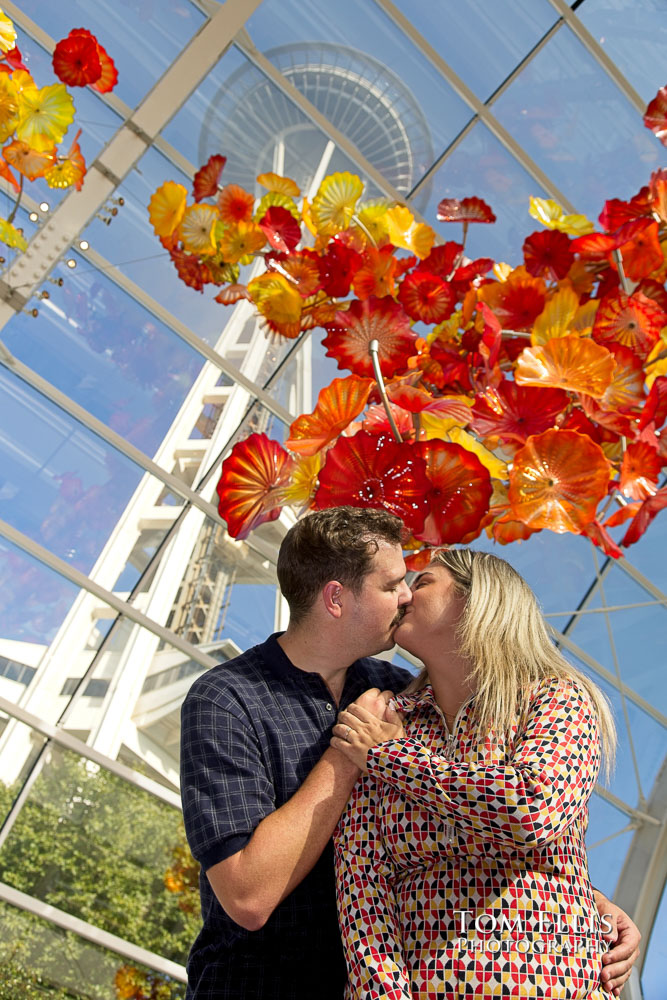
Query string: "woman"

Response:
xmin=332 ymin=549 xmax=616 ymax=1000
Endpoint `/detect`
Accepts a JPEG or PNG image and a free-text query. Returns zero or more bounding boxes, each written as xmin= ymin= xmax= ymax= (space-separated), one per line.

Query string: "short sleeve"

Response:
xmin=180 ymin=690 xmax=276 ymax=871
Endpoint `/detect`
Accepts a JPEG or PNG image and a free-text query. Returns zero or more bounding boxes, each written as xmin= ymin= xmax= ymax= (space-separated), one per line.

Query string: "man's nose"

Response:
xmin=398 ymin=581 xmax=412 ymax=604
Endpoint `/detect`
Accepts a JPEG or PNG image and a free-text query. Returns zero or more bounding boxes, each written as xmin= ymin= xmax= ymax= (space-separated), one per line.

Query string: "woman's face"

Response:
xmin=393 ymin=563 xmax=467 ymax=659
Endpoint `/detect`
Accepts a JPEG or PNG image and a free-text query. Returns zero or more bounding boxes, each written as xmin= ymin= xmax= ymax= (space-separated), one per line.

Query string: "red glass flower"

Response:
xmin=193 ymin=155 xmax=227 ymax=202
xmin=622 ymin=487 xmax=667 ymax=547
xmin=643 ymin=85 xmax=667 ymax=146
xmin=398 ymin=271 xmax=456 ymax=324
xmin=315 ymin=431 xmax=430 ymax=534
xmin=592 ymin=291 xmax=666 ymax=360
xmin=436 ymin=196 xmax=496 ymax=224
xmin=522 ymin=229 xmax=573 ymax=281
xmin=52 ymin=31 xmax=101 ymax=87
xmin=470 ymin=380 xmax=569 ymax=445
xmin=412 ymin=439 xmax=492 ymax=545
xmin=258 ymin=206 xmax=302 ymax=253
xmin=216 ymin=433 xmax=294 ymax=540
xmin=323 ymin=296 xmax=417 ymax=378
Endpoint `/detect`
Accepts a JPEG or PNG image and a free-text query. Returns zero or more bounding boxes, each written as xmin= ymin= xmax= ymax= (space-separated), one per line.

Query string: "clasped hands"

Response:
xmin=331 ymin=687 xmax=404 ymax=771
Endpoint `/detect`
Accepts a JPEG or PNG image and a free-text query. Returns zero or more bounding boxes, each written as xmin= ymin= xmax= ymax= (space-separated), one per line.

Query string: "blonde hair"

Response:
xmin=408 ymin=549 xmax=616 ymax=779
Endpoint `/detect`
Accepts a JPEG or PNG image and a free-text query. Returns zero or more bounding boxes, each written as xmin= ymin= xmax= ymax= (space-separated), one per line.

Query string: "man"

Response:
xmin=180 ymin=506 xmax=639 ymax=998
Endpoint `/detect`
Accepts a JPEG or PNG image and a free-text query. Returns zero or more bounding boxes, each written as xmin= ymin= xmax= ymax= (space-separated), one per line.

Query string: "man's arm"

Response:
xmin=593 ymin=888 xmax=641 ymax=997
xmin=207 ymin=745 xmax=359 ymax=930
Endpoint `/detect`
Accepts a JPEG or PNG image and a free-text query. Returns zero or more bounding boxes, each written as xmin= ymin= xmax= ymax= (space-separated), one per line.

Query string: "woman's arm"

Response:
xmin=341 ymin=679 xmax=601 ymax=851
xmin=334 ymin=774 xmax=413 ymax=1000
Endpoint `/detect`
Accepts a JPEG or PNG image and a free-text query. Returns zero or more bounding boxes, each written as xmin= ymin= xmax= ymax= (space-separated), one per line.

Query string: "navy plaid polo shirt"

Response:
xmin=180 ymin=632 xmax=411 ymax=1000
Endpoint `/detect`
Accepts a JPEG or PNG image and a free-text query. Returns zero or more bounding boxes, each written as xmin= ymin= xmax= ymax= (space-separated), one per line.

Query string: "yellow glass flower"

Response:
xmin=310 ymin=172 xmax=363 ymax=236
xmin=44 ymin=159 xmax=78 ymax=189
xmin=531 ymin=286 xmax=579 ymax=345
xmin=256 ymin=171 xmax=301 ymax=198
xmin=0 ymin=74 xmax=18 ymax=142
xmin=281 ymin=453 xmax=322 ymax=506
xmin=385 ymin=204 xmax=436 ymax=259
xmin=11 ymin=70 xmax=38 ymax=98
xmin=218 ymin=220 xmax=266 ymax=264
xmin=528 ymin=196 xmax=595 ymax=237
xmin=179 ymin=203 xmax=219 ymax=254
xmin=16 ymin=84 xmax=75 ymax=151
xmin=255 ymin=190 xmax=300 ymax=223
xmin=0 ymin=218 xmax=27 ymax=251
xmin=353 ymin=200 xmax=391 ymax=246
xmin=447 ymin=426 xmax=507 ymax=480
xmin=248 ymin=273 xmax=302 ymax=327
xmin=148 ymin=181 xmax=187 ymax=238
xmin=0 ymin=11 xmax=16 ymax=53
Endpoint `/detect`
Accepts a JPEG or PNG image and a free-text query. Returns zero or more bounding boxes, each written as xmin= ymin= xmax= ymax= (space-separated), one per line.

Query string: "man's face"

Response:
xmin=345 ymin=541 xmax=412 ymax=655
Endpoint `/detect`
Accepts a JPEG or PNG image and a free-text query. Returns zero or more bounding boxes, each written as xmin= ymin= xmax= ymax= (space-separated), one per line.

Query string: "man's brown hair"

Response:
xmin=277 ymin=506 xmax=404 ymax=624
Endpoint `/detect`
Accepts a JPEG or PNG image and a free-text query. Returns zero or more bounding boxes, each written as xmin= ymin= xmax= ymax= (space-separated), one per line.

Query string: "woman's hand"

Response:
xmin=594 ymin=890 xmax=641 ymax=997
xmin=331 ymin=694 xmax=404 ymax=772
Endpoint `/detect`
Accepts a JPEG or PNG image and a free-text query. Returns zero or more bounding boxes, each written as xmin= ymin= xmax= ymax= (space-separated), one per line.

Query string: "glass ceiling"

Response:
xmin=0 ymin=1 xmax=665 ymax=996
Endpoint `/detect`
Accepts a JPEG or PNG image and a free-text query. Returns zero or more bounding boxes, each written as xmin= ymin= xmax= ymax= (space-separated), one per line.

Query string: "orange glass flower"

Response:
xmin=148 ymin=180 xmax=187 ymax=238
xmin=477 ymin=266 xmax=546 ymax=331
xmin=2 ymin=138 xmax=54 ymax=180
xmin=508 ymin=429 xmax=610 ymax=533
xmin=218 ymin=184 xmax=255 ymax=224
xmin=619 ymin=441 xmax=663 ymax=501
xmin=286 ymin=375 xmax=374 ymax=455
xmin=216 ymin=433 xmax=294 ymax=540
xmin=600 ymin=342 xmax=645 ymax=412
xmin=515 ymin=335 xmax=615 ymax=398
xmin=592 ymin=291 xmax=666 ymax=359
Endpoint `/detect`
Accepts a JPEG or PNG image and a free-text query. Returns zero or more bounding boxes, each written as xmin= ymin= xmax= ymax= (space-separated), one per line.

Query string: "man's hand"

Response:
xmin=331 ymin=692 xmax=404 ymax=771
xmin=594 ymin=890 xmax=641 ymax=996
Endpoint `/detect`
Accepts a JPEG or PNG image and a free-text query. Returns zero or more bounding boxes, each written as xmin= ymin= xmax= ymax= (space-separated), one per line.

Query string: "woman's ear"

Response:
xmin=323 ymin=581 xmax=344 ymax=618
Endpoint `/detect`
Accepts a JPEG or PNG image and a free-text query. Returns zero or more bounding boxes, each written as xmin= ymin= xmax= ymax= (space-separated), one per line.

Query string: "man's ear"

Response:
xmin=323 ymin=581 xmax=344 ymax=618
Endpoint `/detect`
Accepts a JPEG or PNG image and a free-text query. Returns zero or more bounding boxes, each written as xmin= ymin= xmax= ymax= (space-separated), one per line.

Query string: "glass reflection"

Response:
xmin=0 ymin=742 xmax=192 ymax=960
xmin=0 ymin=538 xmax=79 ymax=648
xmin=0 ymin=367 xmax=144 ymax=573
xmin=0 ymin=887 xmax=187 ymax=998
xmin=3 ymin=254 xmax=205 ymax=458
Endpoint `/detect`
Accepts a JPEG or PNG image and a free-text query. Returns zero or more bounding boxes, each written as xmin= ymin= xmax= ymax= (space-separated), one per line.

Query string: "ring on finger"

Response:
xmin=344 ymin=725 xmax=351 ymax=741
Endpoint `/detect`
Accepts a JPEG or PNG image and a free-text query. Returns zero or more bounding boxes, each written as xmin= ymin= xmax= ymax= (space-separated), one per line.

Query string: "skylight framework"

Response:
xmin=0 ymin=2 xmax=664 ymax=996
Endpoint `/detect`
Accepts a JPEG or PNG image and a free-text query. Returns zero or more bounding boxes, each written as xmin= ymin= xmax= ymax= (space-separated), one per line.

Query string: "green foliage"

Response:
xmin=0 ymin=749 xmax=199 ymax=998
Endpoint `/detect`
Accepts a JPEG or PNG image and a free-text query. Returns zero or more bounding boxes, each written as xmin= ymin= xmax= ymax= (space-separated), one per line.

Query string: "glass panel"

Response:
xmin=568 ymin=652 xmax=665 ymax=807
xmin=0 ymin=717 xmax=47 ymax=826
xmin=586 ymin=793 xmax=635 ymax=894
xmin=15 ymin=0 xmax=206 ymax=111
xmin=0 ymin=367 xmax=145 ymax=573
xmin=577 ymin=0 xmax=667 ymax=101
xmin=3 ymin=254 xmax=206 ymax=459
xmin=642 ymin=876 xmax=667 ymax=1000
xmin=419 ymin=120 xmax=550 ymax=266
xmin=162 ymin=42 xmax=386 ymax=200
xmin=245 ymin=0 xmax=473 ymax=199
xmin=392 ymin=0 xmax=558 ymax=100
xmin=492 ymin=23 xmax=660 ymax=220
xmin=0 ymin=538 xmax=79 ymax=648
xmin=0 ymin=898 xmax=186 ymax=999
xmin=0 ymin=742 xmax=196 ymax=964
xmin=617 ymin=512 xmax=667 ymax=597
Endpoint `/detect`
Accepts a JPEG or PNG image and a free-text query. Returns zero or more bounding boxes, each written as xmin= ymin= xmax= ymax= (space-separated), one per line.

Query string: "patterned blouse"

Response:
xmin=334 ymin=677 xmax=609 ymax=999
